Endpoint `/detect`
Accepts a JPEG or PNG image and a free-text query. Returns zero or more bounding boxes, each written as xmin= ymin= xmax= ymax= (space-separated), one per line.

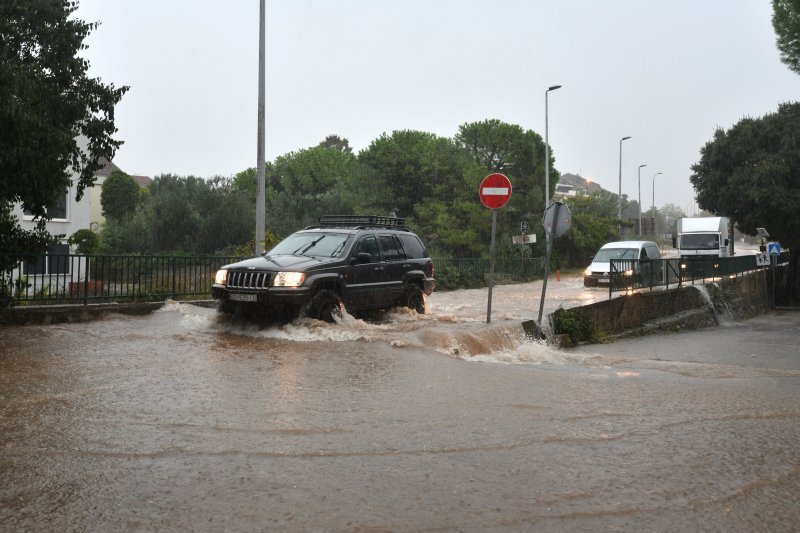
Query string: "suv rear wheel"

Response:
xmin=403 ymin=283 xmax=426 ymax=314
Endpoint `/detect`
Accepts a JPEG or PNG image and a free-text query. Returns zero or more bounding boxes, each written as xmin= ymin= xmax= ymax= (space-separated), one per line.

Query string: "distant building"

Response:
xmin=552 ymin=173 xmax=606 ymax=200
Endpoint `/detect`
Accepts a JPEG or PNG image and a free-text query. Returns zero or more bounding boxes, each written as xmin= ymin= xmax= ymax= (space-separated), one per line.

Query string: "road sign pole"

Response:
xmin=487 ymin=209 xmax=497 ymax=323
xmin=478 ymin=173 xmax=512 ymax=324
xmin=537 ymin=202 xmax=561 ymax=324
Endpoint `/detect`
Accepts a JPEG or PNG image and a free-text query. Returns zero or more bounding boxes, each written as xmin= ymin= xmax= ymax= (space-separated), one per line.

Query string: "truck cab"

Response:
xmin=675 ymin=217 xmax=733 ymax=258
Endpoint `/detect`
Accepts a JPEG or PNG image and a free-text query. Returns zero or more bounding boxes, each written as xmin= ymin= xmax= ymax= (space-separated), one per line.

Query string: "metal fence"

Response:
xmin=1 ymin=254 xmax=239 ymax=307
xmin=609 ymin=252 xmax=790 ymax=296
xmin=1 ymin=253 xmax=547 ymax=307
xmin=433 ymin=257 xmax=546 ymax=291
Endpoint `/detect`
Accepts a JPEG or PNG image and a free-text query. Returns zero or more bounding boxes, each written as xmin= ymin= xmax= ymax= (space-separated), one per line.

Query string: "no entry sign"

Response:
xmin=479 ymin=173 xmax=512 ymax=209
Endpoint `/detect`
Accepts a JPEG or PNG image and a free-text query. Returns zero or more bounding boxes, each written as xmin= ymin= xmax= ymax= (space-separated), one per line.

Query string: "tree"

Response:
xmin=68 ymin=228 xmax=100 ymax=254
xmin=773 ymin=0 xmax=800 ymax=75
xmin=358 ymin=130 xmax=450 ymax=219
xmin=690 ymin=102 xmax=800 ymax=301
xmin=0 ymin=0 xmax=128 ymax=253
xmin=101 ymin=170 xmax=140 ymax=220
xmin=318 ymin=134 xmax=353 ymax=154
xmin=455 ymin=120 xmax=557 ymax=259
xmin=267 ymin=145 xmax=364 ymax=237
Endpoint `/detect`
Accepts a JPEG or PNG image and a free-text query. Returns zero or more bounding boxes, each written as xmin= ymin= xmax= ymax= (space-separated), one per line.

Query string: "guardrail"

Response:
xmin=609 ymin=251 xmax=790 ymax=296
xmin=1 ymin=254 xmax=240 ymax=307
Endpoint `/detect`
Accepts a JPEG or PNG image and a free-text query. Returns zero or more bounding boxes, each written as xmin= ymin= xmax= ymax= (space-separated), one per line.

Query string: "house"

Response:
xmin=557 ymin=173 xmax=605 ymax=196
xmin=10 ymin=144 xmax=149 ymax=292
xmin=12 ymin=156 xmax=148 ymax=244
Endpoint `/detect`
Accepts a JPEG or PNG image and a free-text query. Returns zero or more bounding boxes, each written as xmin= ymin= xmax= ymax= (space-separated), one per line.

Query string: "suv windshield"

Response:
xmin=268 ymin=232 xmax=351 ymax=258
xmin=594 ymin=248 xmax=638 ymax=262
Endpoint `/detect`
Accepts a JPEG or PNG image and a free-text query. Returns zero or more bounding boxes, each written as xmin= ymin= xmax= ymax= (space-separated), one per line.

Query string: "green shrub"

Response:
xmin=552 ymin=306 xmax=596 ymax=345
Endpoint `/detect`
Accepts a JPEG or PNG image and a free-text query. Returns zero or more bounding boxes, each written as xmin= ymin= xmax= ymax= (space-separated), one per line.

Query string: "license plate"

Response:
xmin=599 ymin=277 xmax=609 ymax=283
xmin=229 ymin=293 xmax=257 ymax=302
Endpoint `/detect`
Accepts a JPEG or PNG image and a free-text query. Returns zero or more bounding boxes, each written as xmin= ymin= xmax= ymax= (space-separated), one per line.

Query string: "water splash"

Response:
xmin=693 ymin=283 xmax=732 ymax=322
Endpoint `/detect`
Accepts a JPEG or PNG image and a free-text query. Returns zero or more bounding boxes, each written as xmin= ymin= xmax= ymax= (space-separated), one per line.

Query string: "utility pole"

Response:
xmin=255 ymin=0 xmax=266 ymax=255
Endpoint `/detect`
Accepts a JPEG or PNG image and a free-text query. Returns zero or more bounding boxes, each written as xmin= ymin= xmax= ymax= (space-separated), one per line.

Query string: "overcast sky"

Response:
xmin=76 ymin=0 xmax=799 ymax=212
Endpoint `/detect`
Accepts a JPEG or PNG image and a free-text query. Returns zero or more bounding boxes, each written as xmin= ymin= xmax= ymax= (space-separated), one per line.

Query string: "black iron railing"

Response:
xmin=609 ymin=251 xmax=790 ymax=296
xmin=1 ymin=253 xmax=547 ymax=307
xmin=1 ymin=254 xmax=241 ymax=306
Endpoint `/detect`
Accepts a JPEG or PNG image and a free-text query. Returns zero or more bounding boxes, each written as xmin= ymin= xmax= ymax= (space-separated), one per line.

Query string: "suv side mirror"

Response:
xmin=353 ymin=252 xmax=372 ymax=264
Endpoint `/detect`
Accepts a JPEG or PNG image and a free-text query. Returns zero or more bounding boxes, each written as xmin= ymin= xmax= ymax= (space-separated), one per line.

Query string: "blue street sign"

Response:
xmin=768 ymin=242 xmax=781 ymax=256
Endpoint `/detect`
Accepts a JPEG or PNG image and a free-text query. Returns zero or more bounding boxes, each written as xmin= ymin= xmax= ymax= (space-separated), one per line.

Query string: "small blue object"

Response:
xmin=768 ymin=242 xmax=781 ymax=255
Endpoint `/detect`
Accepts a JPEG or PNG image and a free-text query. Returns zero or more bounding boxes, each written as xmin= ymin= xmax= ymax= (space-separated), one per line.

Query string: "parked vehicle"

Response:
xmin=212 ymin=216 xmax=435 ymax=322
xmin=583 ymin=241 xmax=661 ymax=287
xmin=675 ymin=217 xmax=733 ymax=258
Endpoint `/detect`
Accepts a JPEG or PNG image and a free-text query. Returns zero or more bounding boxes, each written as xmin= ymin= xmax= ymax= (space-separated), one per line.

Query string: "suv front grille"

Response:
xmin=228 ymin=271 xmax=271 ymax=290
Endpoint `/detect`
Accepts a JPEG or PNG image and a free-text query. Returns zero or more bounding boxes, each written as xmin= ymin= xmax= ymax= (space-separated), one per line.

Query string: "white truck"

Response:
xmin=675 ymin=216 xmax=733 ymax=257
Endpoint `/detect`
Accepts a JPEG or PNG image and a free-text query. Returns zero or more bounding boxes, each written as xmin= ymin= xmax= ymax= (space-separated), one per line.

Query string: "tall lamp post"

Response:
xmin=637 ymin=164 xmax=647 ymax=236
xmin=544 ymin=85 xmax=561 ymax=208
xmin=617 ymin=136 xmax=631 ymax=234
xmin=652 ymin=171 xmax=662 ymax=237
xmin=544 ymin=85 xmax=561 ymax=253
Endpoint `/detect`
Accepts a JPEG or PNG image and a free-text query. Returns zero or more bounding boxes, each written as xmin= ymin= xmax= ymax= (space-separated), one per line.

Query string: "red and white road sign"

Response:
xmin=479 ymin=173 xmax=512 ymax=209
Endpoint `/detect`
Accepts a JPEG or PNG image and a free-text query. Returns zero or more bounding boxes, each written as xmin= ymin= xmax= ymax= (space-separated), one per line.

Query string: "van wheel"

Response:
xmin=403 ymin=284 xmax=426 ymax=314
xmin=306 ymin=290 xmax=342 ymax=323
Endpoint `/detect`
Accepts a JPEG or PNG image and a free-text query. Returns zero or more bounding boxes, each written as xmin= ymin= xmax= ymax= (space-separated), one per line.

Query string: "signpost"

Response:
xmin=537 ymin=201 xmax=572 ymax=325
xmin=480 ymin=173 xmax=512 ymax=323
xmin=479 ymin=173 xmax=512 ymax=209
xmin=768 ymin=242 xmax=781 ymax=308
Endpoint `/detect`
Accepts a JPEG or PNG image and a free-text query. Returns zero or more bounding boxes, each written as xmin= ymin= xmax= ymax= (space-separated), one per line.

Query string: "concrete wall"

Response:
xmin=565 ymin=269 xmax=783 ymax=340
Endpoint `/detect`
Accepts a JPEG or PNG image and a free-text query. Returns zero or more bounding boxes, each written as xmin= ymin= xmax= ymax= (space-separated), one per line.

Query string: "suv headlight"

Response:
xmin=584 ymin=268 xmax=592 ymax=276
xmin=273 ymin=272 xmax=305 ymax=287
xmin=214 ymin=269 xmax=228 ymax=285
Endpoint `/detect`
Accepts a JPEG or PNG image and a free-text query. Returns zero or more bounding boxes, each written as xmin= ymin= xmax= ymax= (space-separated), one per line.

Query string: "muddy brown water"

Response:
xmin=1 ymin=278 xmax=799 ymax=531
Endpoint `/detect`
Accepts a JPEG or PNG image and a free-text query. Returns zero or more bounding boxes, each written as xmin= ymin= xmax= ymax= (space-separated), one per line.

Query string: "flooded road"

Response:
xmin=1 ymin=278 xmax=799 ymax=531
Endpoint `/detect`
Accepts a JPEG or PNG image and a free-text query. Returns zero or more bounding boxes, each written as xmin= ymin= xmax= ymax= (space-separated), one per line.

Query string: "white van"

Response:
xmin=583 ymin=241 xmax=661 ymax=287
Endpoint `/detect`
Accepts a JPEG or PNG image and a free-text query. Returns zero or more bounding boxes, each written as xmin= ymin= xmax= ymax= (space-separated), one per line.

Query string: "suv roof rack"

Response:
xmin=313 ymin=215 xmax=408 ymax=229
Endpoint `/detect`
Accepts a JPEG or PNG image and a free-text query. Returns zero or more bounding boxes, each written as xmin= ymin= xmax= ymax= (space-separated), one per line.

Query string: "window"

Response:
xmin=379 ymin=235 xmax=403 ymax=261
xmin=23 ymin=243 xmax=70 ymax=275
xmin=23 ymin=190 xmax=68 ymax=220
xmin=354 ymin=236 xmax=380 ymax=262
xmin=398 ymin=234 xmax=427 ymax=259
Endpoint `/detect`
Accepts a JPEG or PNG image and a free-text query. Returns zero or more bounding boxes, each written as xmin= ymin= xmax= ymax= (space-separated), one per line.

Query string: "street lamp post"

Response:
xmin=652 ymin=171 xmax=662 ymax=237
xmin=544 ymin=85 xmax=561 ymax=209
xmin=637 ymin=164 xmax=647 ymax=236
xmin=618 ymin=136 xmax=631 ymax=234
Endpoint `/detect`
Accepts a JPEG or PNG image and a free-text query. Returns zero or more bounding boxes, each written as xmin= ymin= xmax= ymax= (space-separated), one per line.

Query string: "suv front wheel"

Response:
xmin=306 ymin=289 xmax=343 ymax=323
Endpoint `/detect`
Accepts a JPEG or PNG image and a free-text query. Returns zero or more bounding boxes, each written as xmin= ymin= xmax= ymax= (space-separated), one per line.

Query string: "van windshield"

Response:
xmin=680 ymin=233 xmax=719 ymax=250
xmin=594 ymin=248 xmax=638 ymax=262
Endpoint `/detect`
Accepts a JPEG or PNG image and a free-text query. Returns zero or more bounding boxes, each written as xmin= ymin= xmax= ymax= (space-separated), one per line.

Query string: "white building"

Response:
xmin=8 ymin=147 xmax=149 ymax=299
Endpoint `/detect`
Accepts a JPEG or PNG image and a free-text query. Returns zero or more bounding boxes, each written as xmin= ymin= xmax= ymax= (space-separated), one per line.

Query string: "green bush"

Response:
xmin=552 ymin=306 xmax=596 ymax=345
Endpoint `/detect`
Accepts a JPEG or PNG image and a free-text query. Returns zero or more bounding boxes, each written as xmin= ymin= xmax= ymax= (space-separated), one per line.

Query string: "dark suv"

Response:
xmin=212 ymin=216 xmax=435 ymax=322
